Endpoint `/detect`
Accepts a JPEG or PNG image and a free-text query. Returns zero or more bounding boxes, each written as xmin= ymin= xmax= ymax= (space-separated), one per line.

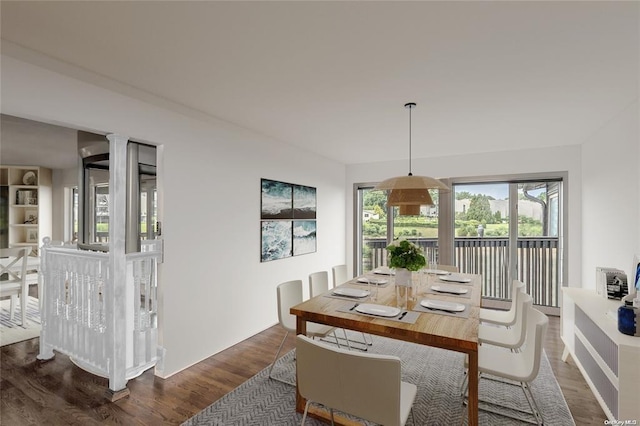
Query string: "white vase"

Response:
xmin=395 ymin=268 xmax=412 ymax=287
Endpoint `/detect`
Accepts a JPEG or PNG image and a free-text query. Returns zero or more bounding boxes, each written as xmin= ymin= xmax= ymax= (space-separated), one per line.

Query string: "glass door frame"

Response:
xmin=440 ymin=172 xmax=567 ymax=313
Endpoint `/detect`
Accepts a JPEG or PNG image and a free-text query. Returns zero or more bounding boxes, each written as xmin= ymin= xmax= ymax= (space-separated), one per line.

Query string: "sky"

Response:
xmin=455 ymin=183 xmax=545 ymax=200
xmin=455 ymin=183 xmax=509 ymax=200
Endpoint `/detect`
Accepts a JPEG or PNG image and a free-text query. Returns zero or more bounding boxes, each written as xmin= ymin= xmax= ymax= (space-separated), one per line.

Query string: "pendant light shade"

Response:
xmin=374 ymin=103 xmax=448 ymax=215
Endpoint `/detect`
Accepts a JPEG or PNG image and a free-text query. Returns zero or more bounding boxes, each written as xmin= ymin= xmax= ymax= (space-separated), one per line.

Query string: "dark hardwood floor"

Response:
xmin=1 ymin=315 xmax=606 ymax=425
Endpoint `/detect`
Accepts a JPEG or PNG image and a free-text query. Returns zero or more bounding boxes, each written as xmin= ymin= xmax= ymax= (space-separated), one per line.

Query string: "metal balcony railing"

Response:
xmin=363 ymin=236 xmax=560 ymax=308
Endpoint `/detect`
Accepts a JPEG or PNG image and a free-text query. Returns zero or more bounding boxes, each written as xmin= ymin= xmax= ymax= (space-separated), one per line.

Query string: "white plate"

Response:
xmin=332 ymin=287 xmax=370 ymax=298
xmin=355 ymin=303 xmax=401 ymax=317
xmin=438 ymin=274 xmax=471 ymax=283
xmin=373 ymin=267 xmax=395 ymax=275
xmin=430 ymin=285 xmax=469 ymax=295
xmin=22 ymin=171 xmax=37 ymax=185
xmin=420 ymin=299 xmax=466 ymax=312
xmin=423 ymin=269 xmax=450 ymax=275
xmin=357 ymin=277 xmax=388 ymax=285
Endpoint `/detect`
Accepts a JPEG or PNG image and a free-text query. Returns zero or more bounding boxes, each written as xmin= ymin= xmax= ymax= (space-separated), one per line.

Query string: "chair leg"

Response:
xmin=328 ymin=329 xmax=369 ymax=351
xmin=268 ymin=331 xmax=295 ymax=385
xmin=459 ymin=370 xmax=469 ymax=396
xmin=9 ymin=294 xmax=17 ymax=320
xmin=341 ymin=329 xmax=351 ymax=350
xmin=330 ymin=408 xmax=335 ymax=426
xmin=301 ymin=399 xmax=311 ymax=425
xmin=521 ymin=381 xmax=544 ymax=426
xmin=361 ymin=332 xmax=373 ymax=346
xmin=20 ymin=292 xmax=27 ymax=326
xmin=466 ymin=373 xmax=544 ymax=425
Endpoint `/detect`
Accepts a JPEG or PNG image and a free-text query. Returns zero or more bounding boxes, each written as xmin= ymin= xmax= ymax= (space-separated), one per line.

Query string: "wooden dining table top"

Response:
xmin=290 ymin=272 xmax=481 ymax=353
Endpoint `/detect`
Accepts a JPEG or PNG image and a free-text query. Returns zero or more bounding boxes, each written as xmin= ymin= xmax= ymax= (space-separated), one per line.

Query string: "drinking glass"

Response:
xmin=396 ymin=285 xmax=408 ymax=309
xmin=366 ymin=276 xmax=378 ymax=301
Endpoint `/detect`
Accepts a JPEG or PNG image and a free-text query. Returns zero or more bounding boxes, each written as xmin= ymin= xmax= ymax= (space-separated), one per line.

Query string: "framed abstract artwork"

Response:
xmin=261 ymin=220 xmax=293 ymax=262
xmin=260 ymin=178 xmax=317 ymax=261
xmin=293 ymin=220 xmax=316 ymax=256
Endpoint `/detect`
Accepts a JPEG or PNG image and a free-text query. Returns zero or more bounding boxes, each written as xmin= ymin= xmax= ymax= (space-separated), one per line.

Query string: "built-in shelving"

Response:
xmin=0 ymin=165 xmax=52 ymax=255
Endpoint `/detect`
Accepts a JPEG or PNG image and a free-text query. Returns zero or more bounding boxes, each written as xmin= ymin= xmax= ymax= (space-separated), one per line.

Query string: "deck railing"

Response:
xmin=363 ymin=237 xmax=559 ymax=307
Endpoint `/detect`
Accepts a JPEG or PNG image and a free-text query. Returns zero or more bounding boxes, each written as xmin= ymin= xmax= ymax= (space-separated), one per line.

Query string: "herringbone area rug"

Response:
xmin=184 ymin=333 xmax=574 ymax=426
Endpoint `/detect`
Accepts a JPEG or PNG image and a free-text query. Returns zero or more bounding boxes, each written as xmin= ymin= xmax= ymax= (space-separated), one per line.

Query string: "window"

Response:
xmin=355 ymin=173 xmax=566 ymax=312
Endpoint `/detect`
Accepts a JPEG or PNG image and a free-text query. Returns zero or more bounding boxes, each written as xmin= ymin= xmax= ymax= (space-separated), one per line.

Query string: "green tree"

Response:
xmin=466 ymin=195 xmax=493 ymax=224
xmin=364 ymin=190 xmax=387 ymax=217
xmin=456 ymin=191 xmax=473 ymax=200
xmin=373 ymin=204 xmax=385 ymax=218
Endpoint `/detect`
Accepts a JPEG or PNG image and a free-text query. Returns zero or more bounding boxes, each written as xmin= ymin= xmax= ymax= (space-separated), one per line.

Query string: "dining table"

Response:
xmin=290 ymin=270 xmax=481 ymax=425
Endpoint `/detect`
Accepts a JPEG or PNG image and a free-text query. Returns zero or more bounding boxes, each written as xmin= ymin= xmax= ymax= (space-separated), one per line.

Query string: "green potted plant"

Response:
xmin=386 ymin=239 xmax=426 ymax=286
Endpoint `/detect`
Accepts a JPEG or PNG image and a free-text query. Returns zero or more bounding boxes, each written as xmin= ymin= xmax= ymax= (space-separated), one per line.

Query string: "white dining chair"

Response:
xmin=463 ymin=307 xmax=549 ymax=426
xmin=296 ymin=334 xmax=417 ymax=426
xmin=331 ymin=264 xmax=348 ymax=288
xmin=332 ymin=264 xmax=374 ymax=347
xmin=479 ymin=280 xmax=525 ymax=326
xmin=309 ymin=271 xmax=359 ymax=351
xmin=479 ymin=291 xmax=532 ymax=350
xmin=268 ymin=279 xmax=341 ymax=385
xmin=0 ymin=247 xmax=31 ymax=325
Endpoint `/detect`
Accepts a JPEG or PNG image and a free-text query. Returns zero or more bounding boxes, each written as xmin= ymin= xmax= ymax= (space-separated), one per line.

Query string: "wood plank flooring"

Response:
xmin=1 ymin=316 xmax=606 ymax=425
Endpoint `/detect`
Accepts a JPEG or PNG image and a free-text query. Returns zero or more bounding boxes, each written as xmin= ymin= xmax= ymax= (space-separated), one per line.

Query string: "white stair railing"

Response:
xmin=38 ymin=237 xmax=162 ymax=401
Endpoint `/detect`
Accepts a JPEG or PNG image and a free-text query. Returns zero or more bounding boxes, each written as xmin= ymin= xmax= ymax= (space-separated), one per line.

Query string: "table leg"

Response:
xmin=467 ymin=350 xmax=479 ymax=426
xmin=295 ymin=316 xmax=307 ymax=414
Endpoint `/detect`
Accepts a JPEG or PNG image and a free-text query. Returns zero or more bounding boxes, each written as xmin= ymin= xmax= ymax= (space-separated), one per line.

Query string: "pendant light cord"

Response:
xmin=405 ymin=102 xmax=416 ymax=176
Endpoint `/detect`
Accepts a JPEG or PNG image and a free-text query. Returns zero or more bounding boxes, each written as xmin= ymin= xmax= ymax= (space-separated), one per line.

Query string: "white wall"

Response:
xmin=346 ymin=144 xmax=583 ymax=286
xmin=581 ymin=101 xmax=640 ymax=289
xmin=1 ymin=54 xmax=347 ymax=377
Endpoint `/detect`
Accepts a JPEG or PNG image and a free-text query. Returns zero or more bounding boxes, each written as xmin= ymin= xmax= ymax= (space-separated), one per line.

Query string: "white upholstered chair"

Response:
xmin=268 ymin=280 xmax=339 ymax=385
xmin=0 ymin=247 xmax=31 ymax=325
xmin=463 ymin=308 xmax=549 ymax=425
xmin=296 ymin=334 xmax=417 ymax=426
xmin=331 ymin=264 xmax=348 ymax=288
xmin=479 ymin=291 xmax=532 ymax=350
xmin=317 ymin=268 xmax=372 ymax=349
xmin=309 ymin=271 xmax=332 ymax=299
xmin=309 ymin=271 xmax=358 ymax=350
xmin=479 ymin=280 xmax=525 ymax=326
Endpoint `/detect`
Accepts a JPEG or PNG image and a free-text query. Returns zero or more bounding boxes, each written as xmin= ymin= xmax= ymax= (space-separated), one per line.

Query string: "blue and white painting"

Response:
xmin=293 ymin=185 xmax=317 ymax=219
xmin=261 ymin=179 xmax=293 ymax=219
xmin=261 ymin=221 xmax=293 ymax=262
xmin=293 ymin=220 xmax=317 ymax=256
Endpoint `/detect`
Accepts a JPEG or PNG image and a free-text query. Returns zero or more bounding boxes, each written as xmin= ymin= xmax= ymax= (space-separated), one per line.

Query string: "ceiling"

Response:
xmin=1 ymin=1 xmax=638 ymax=168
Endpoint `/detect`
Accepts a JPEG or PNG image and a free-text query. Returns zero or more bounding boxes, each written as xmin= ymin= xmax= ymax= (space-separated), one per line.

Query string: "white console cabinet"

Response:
xmin=561 ymin=288 xmax=640 ymax=421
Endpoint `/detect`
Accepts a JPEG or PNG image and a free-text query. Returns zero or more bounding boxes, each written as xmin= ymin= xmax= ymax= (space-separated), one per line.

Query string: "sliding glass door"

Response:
xmin=355 ymin=173 xmax=565 ymax=311
xmin=355 ymin=184 xmax=441 ymax=275
xmin=450 ymin=178 xmax=563 ymax=310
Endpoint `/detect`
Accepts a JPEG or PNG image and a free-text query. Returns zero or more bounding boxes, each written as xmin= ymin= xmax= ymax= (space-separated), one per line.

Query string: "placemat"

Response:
xmin=349 ymin=278 xmax=391 ymax=288
xmin=336 ymin=303 xmax=419 ymax=324
xmin=423 ymin=286 xmax=472 ymax=299
xmin=324 ymin=293 xmax=371 ymax=302
xmin=436 ymin=276 xmax=474 ymax=285
xmin=412 ymin=298 xmax=471 ymax=319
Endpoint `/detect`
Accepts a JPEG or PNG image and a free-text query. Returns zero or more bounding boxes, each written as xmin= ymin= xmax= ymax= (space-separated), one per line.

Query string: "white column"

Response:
xmin=105 ymin=133 xmax=130 ymax=399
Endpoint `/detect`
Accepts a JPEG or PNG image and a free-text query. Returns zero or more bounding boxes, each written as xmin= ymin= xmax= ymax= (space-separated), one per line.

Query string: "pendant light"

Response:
xmin=374 ymin=103 xmax=448 ymax=215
